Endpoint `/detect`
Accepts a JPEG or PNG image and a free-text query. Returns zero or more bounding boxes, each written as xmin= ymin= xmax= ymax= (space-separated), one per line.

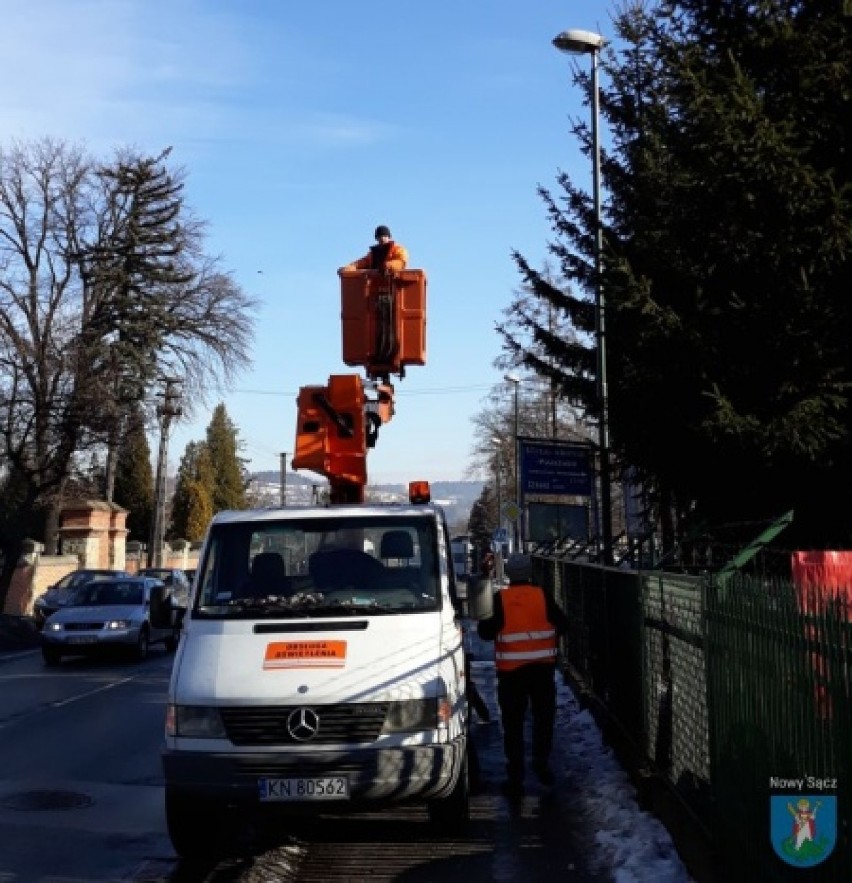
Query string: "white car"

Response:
xmin=41 ymin=576 xmax=181 ymax=665
xmin=33 ymin=568 xmax=131 ymax=628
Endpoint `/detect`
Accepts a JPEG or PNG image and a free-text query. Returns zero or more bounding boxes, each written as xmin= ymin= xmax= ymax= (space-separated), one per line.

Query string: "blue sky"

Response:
xmin=2 ymin=1 xmax=609 ymax=484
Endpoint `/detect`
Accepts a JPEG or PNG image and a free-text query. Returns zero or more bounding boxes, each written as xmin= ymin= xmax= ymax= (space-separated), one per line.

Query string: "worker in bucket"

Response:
xmin=340 ymin=225 xmax=408 ymax=273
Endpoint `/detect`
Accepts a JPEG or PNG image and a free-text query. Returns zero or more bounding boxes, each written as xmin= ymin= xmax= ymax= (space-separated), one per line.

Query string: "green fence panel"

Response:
xmin=706 ymin=576 xmax=851 ymax=882
xmin=534 ymin=556 xmax=645 ymax=751
xmin=642 ymin=572 xmax=712 ymax=818
xmin=533 ymin=555 xmax=851 ymax=882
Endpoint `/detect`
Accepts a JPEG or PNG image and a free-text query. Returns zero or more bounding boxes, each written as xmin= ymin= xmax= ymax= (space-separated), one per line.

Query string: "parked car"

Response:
xmin=136 ymin=567 xmax=192 ymax=607
xmin=33 ymin=568 xmax=131 ymax=629
xmin=41 ymin=576 xmax=180 ymax=665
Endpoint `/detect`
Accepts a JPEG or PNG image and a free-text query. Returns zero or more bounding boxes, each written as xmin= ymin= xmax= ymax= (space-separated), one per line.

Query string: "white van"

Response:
xmin=450 ymin=535 xmax=474 ymax=597
xmin=154 ymin=496 xmax=469 ymax=858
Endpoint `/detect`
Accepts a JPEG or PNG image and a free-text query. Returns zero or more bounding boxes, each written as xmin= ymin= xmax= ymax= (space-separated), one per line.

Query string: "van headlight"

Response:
xmin=166 ymin=704 xmax=227 ymax=738
xmin=382 ymin=698 xmax=438 ymax=733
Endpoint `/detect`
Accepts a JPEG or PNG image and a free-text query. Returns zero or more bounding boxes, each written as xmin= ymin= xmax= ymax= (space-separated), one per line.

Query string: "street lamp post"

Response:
xmin=504 ymin=373 xmax=521 ymax=550
xmin=552 ymin=28 xmax=613 ymax=565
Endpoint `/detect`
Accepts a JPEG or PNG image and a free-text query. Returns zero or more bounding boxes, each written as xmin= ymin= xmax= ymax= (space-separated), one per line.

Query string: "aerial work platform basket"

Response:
xmin=339 ymin=269 xmax=427 ymax=380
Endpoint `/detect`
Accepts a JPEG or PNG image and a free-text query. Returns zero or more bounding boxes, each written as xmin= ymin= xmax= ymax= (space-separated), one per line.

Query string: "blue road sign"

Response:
xmin=520 ymin=439 xmax=593 ymax=497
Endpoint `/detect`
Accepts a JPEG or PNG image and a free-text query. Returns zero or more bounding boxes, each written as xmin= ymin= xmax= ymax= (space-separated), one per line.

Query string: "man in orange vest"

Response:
xmin=340 ymin=224 xmax=409 ymax=272
xmin=477 ymin=552 xmax=569 ymax=798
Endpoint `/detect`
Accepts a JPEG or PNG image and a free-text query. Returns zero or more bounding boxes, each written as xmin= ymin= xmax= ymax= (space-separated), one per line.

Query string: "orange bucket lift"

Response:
xmin=291 ymin=266 xmax=427 ymax=501
xmin=339 ymin=269 xmax=427 ymax=382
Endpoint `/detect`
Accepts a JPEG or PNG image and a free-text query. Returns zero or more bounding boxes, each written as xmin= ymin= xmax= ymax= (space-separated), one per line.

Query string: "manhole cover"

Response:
xmin=1 ymin=789 xmax=94 ymax=811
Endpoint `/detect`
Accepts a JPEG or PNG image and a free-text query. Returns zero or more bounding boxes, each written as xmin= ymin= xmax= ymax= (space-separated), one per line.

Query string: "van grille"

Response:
xmin=219 ymin=703 xmax=389 ymax=746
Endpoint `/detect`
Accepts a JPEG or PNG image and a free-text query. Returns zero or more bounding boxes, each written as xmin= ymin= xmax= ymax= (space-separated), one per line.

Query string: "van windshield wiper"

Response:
xmin=218 ymin=598 xmax=399 ymax=616
xmin=307 ymin=604 xmax=396 ymax=616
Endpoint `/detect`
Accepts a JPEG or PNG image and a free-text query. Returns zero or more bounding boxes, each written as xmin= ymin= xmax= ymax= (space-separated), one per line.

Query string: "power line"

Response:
xmin=223 ymin=383 xmax=495 ymax=398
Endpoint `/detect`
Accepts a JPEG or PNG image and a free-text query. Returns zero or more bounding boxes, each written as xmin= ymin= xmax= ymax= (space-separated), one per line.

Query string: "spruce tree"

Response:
xmin=205 ymin=403 xmax=247 ymax=513
xmin=80 ymin=149 xmax=196 ymax=498
xmin=509 ymin=1 xmax=852 ymax=549
xmin=170 ymin=441 xmax=215 ymax=542
xmin=468 ymin=486 xmax=496 ymax=571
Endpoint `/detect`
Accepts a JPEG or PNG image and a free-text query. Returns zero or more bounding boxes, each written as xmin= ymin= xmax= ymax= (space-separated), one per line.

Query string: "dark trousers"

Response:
xmin=496 ymin=663 xmax=557 ymax=780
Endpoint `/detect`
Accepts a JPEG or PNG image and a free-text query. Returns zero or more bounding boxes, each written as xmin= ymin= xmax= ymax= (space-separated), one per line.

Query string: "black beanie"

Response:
xmin=375 ymin=225 xmax=391 ymax=239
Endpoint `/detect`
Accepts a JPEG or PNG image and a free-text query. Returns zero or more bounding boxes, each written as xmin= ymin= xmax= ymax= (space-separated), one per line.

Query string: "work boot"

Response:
xmin=533 ymin=760 xmax=554 ymax=786
xmin=502 ymin=761 xmax=524 ymax=799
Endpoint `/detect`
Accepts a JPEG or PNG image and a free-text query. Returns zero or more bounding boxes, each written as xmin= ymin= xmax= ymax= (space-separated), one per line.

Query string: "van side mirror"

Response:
xmin=150 ymin=584 xmax=182 ymax=629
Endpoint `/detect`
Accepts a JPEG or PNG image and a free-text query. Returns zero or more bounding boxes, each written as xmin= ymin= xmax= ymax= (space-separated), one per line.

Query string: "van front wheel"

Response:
xmin=165 ymin=789 xmax=228 ymax=859
xmin=164 ymin=629 xmax=179 ymax=653
xmin=427 ymin=750 xmax=470 ymax=832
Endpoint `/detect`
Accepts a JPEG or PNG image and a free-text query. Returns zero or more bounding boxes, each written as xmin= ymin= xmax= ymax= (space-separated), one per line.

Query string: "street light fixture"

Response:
xmin=553 ymin=27 xmax=613 ymax=566
xmin=504 ymin=373 xmax=521 ymax=549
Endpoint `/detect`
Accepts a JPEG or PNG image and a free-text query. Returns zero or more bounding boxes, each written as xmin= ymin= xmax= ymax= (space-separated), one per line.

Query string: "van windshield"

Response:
xmin=193 ymin=514 xmax=441 ymax=618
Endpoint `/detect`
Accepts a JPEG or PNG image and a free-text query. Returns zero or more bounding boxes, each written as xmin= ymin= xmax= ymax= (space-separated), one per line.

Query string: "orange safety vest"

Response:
xmin=494 ymin=583 xmax=558 ymax=672
xmin=348 ymin=241 xmax=409 ymax=272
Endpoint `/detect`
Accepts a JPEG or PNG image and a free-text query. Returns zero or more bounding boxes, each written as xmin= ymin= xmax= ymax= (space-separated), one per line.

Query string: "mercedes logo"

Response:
xmin=286 ymin=707 xmax=320 ymax=741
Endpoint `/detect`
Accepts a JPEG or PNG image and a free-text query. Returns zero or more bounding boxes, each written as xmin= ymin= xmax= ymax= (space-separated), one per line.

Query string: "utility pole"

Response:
xmin=148 ymin=377 xmax=183 ymax=568
xmin=490 ymin=438 xmax=505 ymax=584
xmin=280 ymin=452 xmax=288 ymax=507
xmin=549 ymin=302 xmax=558 ymax=439
xmin=504 ymin=373 xmax=521 ymax=550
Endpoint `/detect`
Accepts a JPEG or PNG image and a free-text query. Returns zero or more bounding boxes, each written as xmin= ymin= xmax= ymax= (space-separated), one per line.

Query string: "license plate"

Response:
xmin=67 ymin=635 xmax=97 ymax=644
xmin=258 ymin=776 xmax=349 ymax=802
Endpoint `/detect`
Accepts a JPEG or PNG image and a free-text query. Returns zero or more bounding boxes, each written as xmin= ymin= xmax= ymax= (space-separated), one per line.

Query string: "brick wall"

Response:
xmin=3 ymin=501 xmax=206 ymax=616
xmin=4 ymin=554 xmax=79 ymax=616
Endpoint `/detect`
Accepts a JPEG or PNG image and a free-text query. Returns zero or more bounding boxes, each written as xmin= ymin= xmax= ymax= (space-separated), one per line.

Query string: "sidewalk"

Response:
xmin=0 ymin=614 xmax=40 ymax=657
xmin=464 ymin=618 xmax=702 ymax=882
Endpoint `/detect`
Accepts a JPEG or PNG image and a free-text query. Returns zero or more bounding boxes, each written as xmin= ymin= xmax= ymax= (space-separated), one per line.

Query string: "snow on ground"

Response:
xmin=468 ymin=622 xmax=696 ymax=883
xmin=552 ymin=684 xmax=696 ymax=882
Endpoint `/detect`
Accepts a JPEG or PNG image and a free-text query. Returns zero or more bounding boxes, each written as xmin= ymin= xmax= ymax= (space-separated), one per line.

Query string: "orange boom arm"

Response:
xmin=291 ymin=264 xmax=426 ymax=499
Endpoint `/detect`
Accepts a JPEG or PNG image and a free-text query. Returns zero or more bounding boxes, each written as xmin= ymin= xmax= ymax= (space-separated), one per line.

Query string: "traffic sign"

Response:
xmin=502 ymin=501 xmax=520 ymax=522
xmin=492 ymin=527 xmax=509 ymax=544
xmin=520 ymin=439 xmax=593 ymax=497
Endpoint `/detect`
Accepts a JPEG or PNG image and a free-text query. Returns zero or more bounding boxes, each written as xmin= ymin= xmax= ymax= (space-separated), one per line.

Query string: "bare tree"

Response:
xmin=0 ymin=139 xmax=97 ymax=600
xmin=0 ymin=139 xmax=257 ymax=610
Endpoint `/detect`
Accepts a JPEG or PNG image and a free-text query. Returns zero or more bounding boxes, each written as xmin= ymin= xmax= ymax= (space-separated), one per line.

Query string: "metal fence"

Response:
xmin=533 ymin=555 xmax=851 ymax=882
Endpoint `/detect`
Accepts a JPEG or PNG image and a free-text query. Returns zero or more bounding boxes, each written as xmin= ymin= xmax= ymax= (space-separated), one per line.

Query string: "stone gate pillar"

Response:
xmin=57 ymin=501 xmax=129 ymax=570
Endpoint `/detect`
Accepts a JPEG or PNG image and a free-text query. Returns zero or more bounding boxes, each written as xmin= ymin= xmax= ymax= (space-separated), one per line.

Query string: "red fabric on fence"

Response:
xmin=791 ymin=550 xmax=852 ymax=609
xmin=790 ymin=551 xmax=852 ymax=720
